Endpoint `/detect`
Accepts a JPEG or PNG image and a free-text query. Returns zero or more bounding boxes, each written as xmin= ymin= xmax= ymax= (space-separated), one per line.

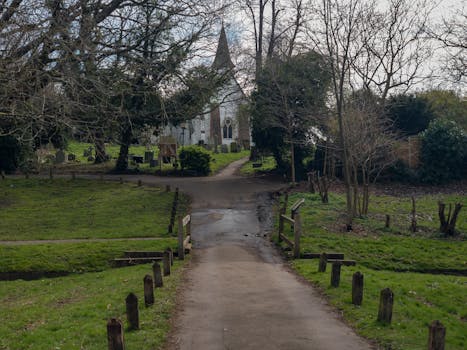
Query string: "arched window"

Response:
xmin=223 ymin=118 xmax=233 ymax=139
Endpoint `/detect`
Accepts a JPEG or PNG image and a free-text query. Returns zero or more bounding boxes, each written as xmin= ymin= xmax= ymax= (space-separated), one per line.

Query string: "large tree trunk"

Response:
xmin=93 ymin=131 xmax=107 ymax=164
xmin=116 ymin=122 xmax=132 ymax=171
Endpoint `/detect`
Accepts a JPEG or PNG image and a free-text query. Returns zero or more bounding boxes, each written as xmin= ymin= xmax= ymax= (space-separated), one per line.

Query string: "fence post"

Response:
xmin=331 ymin=263 xmax=341 ymax=287
xmin=137 ymin=179 xmax=142 ymax=187
xmin=377 ymin=288 xmax=394 ymax=324
xmin=163 ymin=251 xmax=171 ymax=276
xmin=125 ymin=293 xmax=139 ymax=330
xmin=165 ymin=185 xmax=171 ymax=192
xmin=278 ymin=210 xmax=284 ymax=243
xmin=1 ymin=170 xmax=5 ymax=180
xmin=107 ymin=318 xmax=124 ymax=350
xmin=166 ymin=247 xmax=173 ymax=266
xmin=385 ymin=215 xmax=390 ymax=228
xmin=318 ymin=253 xmax=327 ymax=272
xmin=152 ymin=262 xmax=163 ymax=288
xmin=178 ymin=216 xmax=185 ymax=260
xmin=293 ymin=212 xmax=302 ymax=259
xmin=143 ymin=275 xmax=154 ymax=307
xmin=352 ymin=272 xmax=364 ymax=306
xmin=428 ymin=320 xmax=445 ymax=350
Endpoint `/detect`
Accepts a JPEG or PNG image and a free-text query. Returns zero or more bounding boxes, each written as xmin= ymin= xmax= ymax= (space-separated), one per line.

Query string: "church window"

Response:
xmin=223 ymin=118 xmax=233 ymax=139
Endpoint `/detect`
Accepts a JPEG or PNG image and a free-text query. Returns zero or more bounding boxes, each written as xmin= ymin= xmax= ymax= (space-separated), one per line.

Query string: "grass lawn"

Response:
xmin=0 ymin=262 xmax=184 ymax=350
xmin=239 ymin=155 xmax=276 ymax=176
xmin=0 ymin=179 xmax=188 ymax=241
xmin=0 ymin=178 xmax=189 ymax=349
xmin=60 ymin=141 xmax=248 ymax=175
xmin=278 ymin=191 xmax=467 ymax=349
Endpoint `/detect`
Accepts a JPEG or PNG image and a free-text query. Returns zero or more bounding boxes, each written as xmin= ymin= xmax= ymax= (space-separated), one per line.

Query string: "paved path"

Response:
xmin=162 ymin=159 xmax=373 ymax=350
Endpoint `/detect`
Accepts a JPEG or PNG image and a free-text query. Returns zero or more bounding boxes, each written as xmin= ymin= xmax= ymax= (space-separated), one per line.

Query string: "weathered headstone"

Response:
xmin=125 ymin=293 xmax=139 ymax=330
xmin=143 ymin=275 xmax=154 ymax=307
xmin=149 ymin=159 xmax=158 ymax=168
xmin=221 ymin=144 xmax=228 ymax=153
xmin=352 ymin=272 xmax=364 ymax=306
xmin=144 ymin=151 xmax=154 ymax=163
xmin=377 ymin=288 xmax=394 ymax=324
xmin=152 ymin=262 xmax=163 ymax=288
xmin=107 ymin=318 xmax=124 ymax=350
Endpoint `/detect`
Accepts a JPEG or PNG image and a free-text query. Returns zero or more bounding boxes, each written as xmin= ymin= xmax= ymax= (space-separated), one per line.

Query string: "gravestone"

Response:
xmin=144 ymin=151 xmax=154 ymax=163
xmin=149 ymin=159 xmax=158 ymax=168
xmin=68 ymin=154 xmax=76 ymax=161
xmin=221 ymin=144 xmax=229 ymax=153
xmin=133 ymin=156 xmax=144 ymax=164
xmin=55 ymin=150 xmax=66 ymax=164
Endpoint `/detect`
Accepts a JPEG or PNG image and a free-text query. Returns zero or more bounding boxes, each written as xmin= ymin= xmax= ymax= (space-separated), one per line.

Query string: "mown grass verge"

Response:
xmin=0 ymin=262 xmax=184 ymax=350
xmin=0 ymin=179 xmax=188 ymax=241
xmin=278 ymin=191 xmax=466 ymax=349
xmin=239 ymin=156 xmax=276 ymax=176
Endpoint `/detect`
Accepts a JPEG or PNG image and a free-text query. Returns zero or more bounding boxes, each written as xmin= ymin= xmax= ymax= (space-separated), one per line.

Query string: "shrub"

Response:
xmin=179 ymin=146 xmax=211 ymax=176
xmin=419 ymin=119 xmax=466 ymax=184
xmin=0 ymin=136 xmax=21 ymax=173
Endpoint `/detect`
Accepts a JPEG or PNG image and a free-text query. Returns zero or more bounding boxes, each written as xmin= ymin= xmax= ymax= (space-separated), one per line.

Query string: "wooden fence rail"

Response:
xmin=278 ymin=198 xmax=305 ymax=259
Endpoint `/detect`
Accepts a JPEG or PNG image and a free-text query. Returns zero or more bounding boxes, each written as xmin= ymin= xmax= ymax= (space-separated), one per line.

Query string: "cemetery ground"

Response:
xmin=54 ymin=141 xmax=249 ymax=175
xmin=0 ymin=178 xmax=188 ymax=349
xmin=279 ymin=190 xmax=466 ymax=349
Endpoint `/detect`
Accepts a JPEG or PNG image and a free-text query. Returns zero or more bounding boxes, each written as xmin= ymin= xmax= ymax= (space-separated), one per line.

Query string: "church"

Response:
xmin=162 ymin=25 xmax=251 ymax=148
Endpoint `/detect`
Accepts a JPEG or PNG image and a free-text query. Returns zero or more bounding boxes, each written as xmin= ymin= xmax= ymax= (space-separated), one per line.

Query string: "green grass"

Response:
xmin=0 ymin=240 xmax=176 ymax=275
xmin=0 ymin=179 xmax=188 ymax=241
xmin=278 ymin=190 xmax=467 ymax=349
xmin=0 ymin=262 xmax=184 ymax=350
xmin=240 ymin=156 xmax=277 ymax=176
xmin=62 ymin=141 xmax=249 ymax=175
xmin=293 ymin=261 xmax=467 ymax=350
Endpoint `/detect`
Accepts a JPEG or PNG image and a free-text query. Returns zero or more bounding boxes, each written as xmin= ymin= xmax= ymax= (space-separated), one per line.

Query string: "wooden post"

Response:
xmin=293 ymin=212 xmax=301 ymax=259
xmin=137 ymin=179 xmax=142 ymax=187
xmin=178 ymin=216 xmax=185 ymax=260
xmin=107 ymin=318 xmax=124 ymax=350
xmin=352 ymin=272 xmax=364 ymax=306
xmin=165 ymin=185 xmax=171 ymax=192
xmin=278 ymin=209 xmax=284 ymax=243
xmin=119 ymin=177 xmax=123 ymax=184
xmin=152 ymin=262 xmax=163 ymax=288
xmin=385 ymin=215 xmax=390 ymax=228
xmin=331 ymin=263 xmax=341 ymax=287
xmin=377 ymin=288 xmax=394 ymax=324
xmin=72 ymin=172 xmax=76 ymax=180
xmin=143 ymin=275 xmax=154 ymax=307
xmin=428 ymin=320 xmax=446 ymax=350
xmin=318 ymin=253 xmax=327 ymax=272
xmin=1 ymin=170 xmax=5 ymax=180
xmin=49 ymin=167 xmax=53 ymax=179
xmin=125 ymin=293 xmax=139 ymax=330
xmin=166 ymin=247 xmax=173 ymax=266
xmin=163 ymin=251 xmax=171 ymax=276
xmin=410 ymin=196 xmax=417 ymax=232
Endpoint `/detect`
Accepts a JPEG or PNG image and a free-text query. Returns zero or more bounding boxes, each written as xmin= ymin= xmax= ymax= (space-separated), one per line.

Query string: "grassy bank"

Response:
xmin=279 ymin=191 xmax=466 ymax=349
xmin=0 ymin=179 xmax=188 ymax=241
xmin=0 ymin=263 xmax=184 ymax=350
xmin=240 ymin=155 xmax=276 ymax=176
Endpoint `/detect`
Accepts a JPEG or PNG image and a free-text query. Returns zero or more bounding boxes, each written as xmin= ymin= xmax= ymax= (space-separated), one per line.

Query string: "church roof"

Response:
xmin=212 ymin=25 xmax=235 ymax=71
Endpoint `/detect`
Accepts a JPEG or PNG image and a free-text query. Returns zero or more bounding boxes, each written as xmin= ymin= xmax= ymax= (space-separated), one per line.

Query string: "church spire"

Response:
xmin=212 ymin=24 xmax=235 ymax=70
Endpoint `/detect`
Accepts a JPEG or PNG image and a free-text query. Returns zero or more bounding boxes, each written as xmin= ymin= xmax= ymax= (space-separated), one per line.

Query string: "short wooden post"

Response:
xmin=143 ymin=275 xmax=154 ymax=307
xmin=49 ymin=167 xmax=53 ymax=179
xmin=163 ymin=251 xmax=171 ymax=276
xmin=152 ymin=262 xmax=163 ymax=288
xmin=293 ymin=212 xmax=301 ymax=259
xmin=125 ymin=293 xmax=139 ymax=330
xmin=107 ymin=318 xmax=124 ymax=350
xmin=278 ymin=211 xmax=284 ymax=243
xmin=165 ymin=185 xmax=171 ymax=192
xmin=178 ymin=216 xmax=185 ymax=260
xmin=318 ymin=253 xmax=327 ymax=272
xmin=385 ymin=215 xmax=390 ymax=228
xmin=330 ymin=263 xmax=341 ymax=287
xmin=1 ymin=170 xmax=5 ymax=180
xmin=119 ymin=177 xmax=123 ymax=184
xmin=377 ymin=288 xmax=394 ymax=324
xmin=352 ymin=272 xmax=364 ymax=306
xmin=71 ymin=172 xmax=76 ymax=180
xmin=166 ymin=247 xmax=173 ymax=266
xmin=137 ymin=179 xmax=142 ymax=187
xmin=428 ymin=320 xmax=445 ymax=350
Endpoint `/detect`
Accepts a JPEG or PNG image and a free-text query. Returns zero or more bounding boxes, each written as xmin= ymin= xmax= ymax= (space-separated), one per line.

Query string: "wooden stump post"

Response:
xmin=293 ymin=212 xmax=302 ymax=259
xmin=143 ymin=275 xmax=154 ymax=307
xmin=152 ymin=262 xmax=163 ymax=288
xmin=178 ymin=216 xmax=185 ymax=260
xmin=165 ymin=185 xmax=171 ymax=192
xmin=137 ymin=179 xmax=142 ymax=187
xmin=107 ymin=318 xmax=124 ymax=350
xmin=331 ymin=263 xmax=341 ymax=287
xmin=125 ymin=293 xmax=139 ymax=330
xmin=119 ymin=177 xmax=123 ymax=184
xmin=163 ymin=251 xmax=171 ymax=276
xmin=352 ymin=272 xmax=364 ymax=306
xmin=385 ymin=215 xmax=390 ymax=228
xmin=428 ymin=320 xmax=445 ymax=350
xmin=377 ymin=288 xmax=394 ymax=324
xmin=318 ymin=253 xmax=327 ymax=272
xmin=166 ymin=247 xmax=173 ymax=266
